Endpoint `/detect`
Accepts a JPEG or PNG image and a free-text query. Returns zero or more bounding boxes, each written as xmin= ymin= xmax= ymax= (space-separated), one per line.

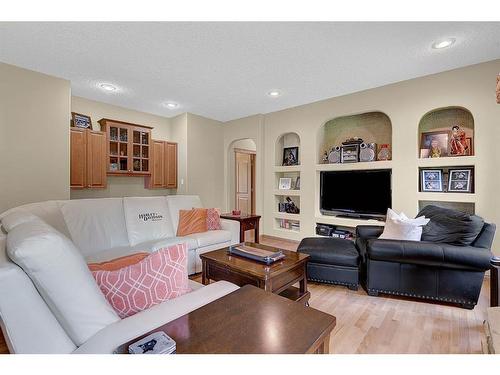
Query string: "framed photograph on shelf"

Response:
xmin=278 ymin=177 xmax=292 ymax=190
xmin=282 ymin=147 xmax=299 ymax=166
xmin=421 ymin=169 xmax=443 ymax=192
xmin=420 ymin=131 xmax=450 ymax=158
xmin=294 ymin=176 xmax=301 ymax=190
xmin=465 ymin=137 xmax=474 ymax=156
xmin=448 ymin=169 xmax=473 ymax=193
xmin=71 ymin=112 xmax=92 ymax=129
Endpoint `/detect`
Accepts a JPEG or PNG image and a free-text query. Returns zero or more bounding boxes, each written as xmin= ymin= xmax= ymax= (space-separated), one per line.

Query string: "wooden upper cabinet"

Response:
xmin=145 ymin=140 xmax=178 ymax=189
xmin=70 ymin=128 xmax=87 ymax=189
xmin=98 ymin=118 xmax=152 ymax=176
xmin=165 ymin=142 xmax=178 ymax=189
xmin=70 ymin=128 xmax=107 ymax=189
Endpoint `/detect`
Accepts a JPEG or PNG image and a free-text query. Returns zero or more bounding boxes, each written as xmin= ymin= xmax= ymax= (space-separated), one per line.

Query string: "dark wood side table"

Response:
xmin=220 ymin=213 xmax=261 ymax=243
xmin=116 ymin=285 xmax=335 ymax=354
xmin=491 ymin=257 xmax=500 ymax=307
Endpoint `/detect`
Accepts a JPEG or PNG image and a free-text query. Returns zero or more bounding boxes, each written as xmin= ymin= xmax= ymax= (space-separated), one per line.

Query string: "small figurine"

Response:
xmin=450 ymin=125 xmax=468 ymax=156
xmin=322 ymin=151 xmax=328 ymax=163
xmin=429 ymin=138 xmax=442 ymax=158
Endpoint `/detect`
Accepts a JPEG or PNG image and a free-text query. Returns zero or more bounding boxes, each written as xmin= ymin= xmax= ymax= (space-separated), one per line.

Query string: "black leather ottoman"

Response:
xmin=297 ymin=237 xmax=360 ymax=290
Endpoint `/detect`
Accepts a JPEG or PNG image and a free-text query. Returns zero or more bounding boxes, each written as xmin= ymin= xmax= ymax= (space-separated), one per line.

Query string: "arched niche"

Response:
xmin=275 ymin=132 xmax=300 ymax=166
xmin=318 ymin=112 xmax=392 ymax=163
xmin=418 ymin=107 xmax=474 ymax=158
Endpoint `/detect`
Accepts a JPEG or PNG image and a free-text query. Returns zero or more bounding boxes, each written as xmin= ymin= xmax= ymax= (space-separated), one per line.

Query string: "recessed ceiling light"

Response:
xmin=163 ymin=101 xmax=179 ymax=109
xmin=99 ymin=83 xmax=117 ymax=92
xmin=432 ymin=38 xmax=456 ymax=50
xmin=267 ymin=90 xmax=282 ymax=98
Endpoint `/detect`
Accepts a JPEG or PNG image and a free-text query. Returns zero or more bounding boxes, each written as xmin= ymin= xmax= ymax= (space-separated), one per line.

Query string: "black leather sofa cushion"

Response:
xmin=367 ymin=238 xmax=492 ymax=271
xmin=297 ymin=237 xmax=359 ymax=268
xmin=418 ymin=205 xmax=484 ymax=246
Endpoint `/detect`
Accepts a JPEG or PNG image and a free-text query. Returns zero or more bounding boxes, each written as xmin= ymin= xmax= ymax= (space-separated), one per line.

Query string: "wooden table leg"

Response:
xmin=240 ymin=226 xmax=245 ymax=243
xmin=202 ymin=260 xmax=209 ymax=285
xmin=300 ymin=264 xmax=309 ymax=306
xmin=254 ymin=219 xmax=260 ymax=243
xmin=315 ymin=334 xmax=331 ymax=354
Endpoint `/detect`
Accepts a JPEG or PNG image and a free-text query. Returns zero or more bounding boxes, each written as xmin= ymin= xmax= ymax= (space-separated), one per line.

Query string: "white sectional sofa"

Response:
xmin=0 ymin=195 xmax=240 ymax=353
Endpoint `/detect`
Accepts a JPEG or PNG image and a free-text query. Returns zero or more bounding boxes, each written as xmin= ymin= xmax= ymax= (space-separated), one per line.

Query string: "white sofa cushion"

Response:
xmin=6 ymin=219 xmax=120 ymax=346
xmin=73 ymin=281 xmax=239 ymax=354
xmin=60 ymin=198 xmax=129 ymax=257
xmin=1 ymin=211 xmax=39 ymax=232
xmin=123 ymin=197 xmax=174 ymax=247
xmin=84 ymin=237 xmax=198 ymax=264
xmin=186 ymin=230 xmax=232 ymax=248
xmin=0 ymin=263 xmax=77 ymax=353
xmin=166 ymin=195 xmax=203 ymax=233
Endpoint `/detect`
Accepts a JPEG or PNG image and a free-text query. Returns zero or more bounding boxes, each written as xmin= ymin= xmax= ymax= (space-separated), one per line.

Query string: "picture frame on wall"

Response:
xmin=71 ymin=112 xmax=92 ymax=129
xmin=420 ymin=131 xmax=450 ymax=158
xmin=278 ymin=177 xmax=292 ymax=190
xmin=282 ymin=147 xmax=299 ymax=166
xmin=421 ymin=169 xmax=443 ymax=192
xmin=448 ymin=169 xmax=473 ymax=193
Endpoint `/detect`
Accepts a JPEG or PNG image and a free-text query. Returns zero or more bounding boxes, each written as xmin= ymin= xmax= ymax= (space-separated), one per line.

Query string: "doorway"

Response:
xmin=234 ymin=148 xmax=256 ymax=215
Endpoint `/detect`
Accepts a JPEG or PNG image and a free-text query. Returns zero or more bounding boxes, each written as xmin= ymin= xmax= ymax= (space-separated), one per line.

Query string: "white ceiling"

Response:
xmin=1 ymin=22 xmax=499 ymax=122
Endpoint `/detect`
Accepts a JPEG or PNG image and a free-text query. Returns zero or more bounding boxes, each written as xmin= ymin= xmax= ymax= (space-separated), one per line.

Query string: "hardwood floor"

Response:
xmin=0 ymin=234 xmax=489 ymax=354
xmin=258 ymin=235 xmax=489 ymax=354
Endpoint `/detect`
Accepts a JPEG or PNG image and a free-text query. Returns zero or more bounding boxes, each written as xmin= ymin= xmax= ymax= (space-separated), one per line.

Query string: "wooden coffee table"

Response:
xmin=200 ymin=242 xmax=310 ymax=305
xmin=116 ymin=285 xmax=336 ymax=354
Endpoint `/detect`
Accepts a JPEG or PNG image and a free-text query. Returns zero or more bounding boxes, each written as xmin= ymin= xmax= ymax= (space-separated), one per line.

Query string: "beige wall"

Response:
xmin=0 ymin=63 xmax=71 ymax=212
xmin=186 ymin=113 xmax=225 ymax=208
xmin=170 ymin=113 xmax=188 ymax=194
xmin=70 ymin=96 xmax=174 ymax=199
xmin=259 ymin=59 xmax=500 ymax=251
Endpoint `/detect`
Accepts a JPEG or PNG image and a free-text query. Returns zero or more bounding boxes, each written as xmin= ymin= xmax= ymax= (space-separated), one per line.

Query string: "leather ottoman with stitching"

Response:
xmin=297 ymin=237 xmax=360 ymax=290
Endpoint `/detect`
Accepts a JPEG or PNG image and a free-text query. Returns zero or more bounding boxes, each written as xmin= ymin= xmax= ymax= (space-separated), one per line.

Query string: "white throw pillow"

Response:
xmin=60 ymin=198 xmax=130 ymax=256
xmin=6 ymin=219 xmax=120 ymax=346
xmin=1 ymin=211 xmax=40 ymax=232
xmin=123 ymin=197 xmax=174 ymax=246
xmin=379 ymin=208 xmax=430 ymax=241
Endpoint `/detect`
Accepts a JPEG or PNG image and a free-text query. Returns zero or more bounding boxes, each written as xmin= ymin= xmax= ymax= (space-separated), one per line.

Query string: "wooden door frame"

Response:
xmin=234 ymin=148 xmax=256 ymax=214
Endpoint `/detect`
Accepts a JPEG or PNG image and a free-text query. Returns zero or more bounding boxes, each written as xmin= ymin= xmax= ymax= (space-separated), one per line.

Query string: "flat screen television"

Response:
xmin=320 ymin=169 xmax=392 ymax=219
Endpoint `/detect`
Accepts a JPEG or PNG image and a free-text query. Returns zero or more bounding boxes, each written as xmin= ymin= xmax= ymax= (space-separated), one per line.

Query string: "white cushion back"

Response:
xmin=123 ymin=197 xmax=174 ymax=247
xmin=60 ymin=198 xmax=129 ymax=256
xmin=166 ymin=195 xmax=203 ymax=232
xmin=379 ymin=208 xmax=430 ymax=241
xmin=1 ymin=211 xmax=39 ymax=232
xmin=6 ymin=219 xmax=120 ymax=346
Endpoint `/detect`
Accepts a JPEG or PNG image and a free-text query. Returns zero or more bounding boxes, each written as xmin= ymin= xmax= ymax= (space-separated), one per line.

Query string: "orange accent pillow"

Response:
xmin=88 ymin=252 xmax=149 ymax=272
xmin=177 ymin=208 xmax=208 ymax=236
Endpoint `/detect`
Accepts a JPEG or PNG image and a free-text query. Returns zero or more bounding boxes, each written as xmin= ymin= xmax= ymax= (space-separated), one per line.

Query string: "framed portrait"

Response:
xmin=278 ymin=177 xmax=292 ymax=190
xmin=420 ymin=131 xmax=450 ymax=158
xmin=421 ymin=169 xmax=443 ymax=192
xmin=465 ymin=137 xmax=474 ymax=156
xmin=282 ymin=147 xmax=299 ymax=166
xmin=448 ymin=169 xmax=472 ymax=193
xmin=71 ymin=112 xmax=92 ymax=129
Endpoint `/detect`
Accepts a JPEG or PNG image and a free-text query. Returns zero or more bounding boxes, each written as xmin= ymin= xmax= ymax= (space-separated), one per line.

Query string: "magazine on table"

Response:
xmin=229 ymin=243 xmax=285 ymax=264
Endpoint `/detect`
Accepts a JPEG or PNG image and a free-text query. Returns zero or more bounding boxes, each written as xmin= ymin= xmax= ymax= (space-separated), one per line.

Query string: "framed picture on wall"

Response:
xmin=421 ymin=169 xmax=443 ymax=192
xmin=278 ymin=177 xmax=292 ymax=190
xmin=71 ymin=112 xmax=92 ymax=129
xmin=420 ymin=131 xmax=450 ymax=158
xmin=448 ymin=169 xmax=472 ymax=193
xmin=282 ymin=147 xmax=299 ymax=166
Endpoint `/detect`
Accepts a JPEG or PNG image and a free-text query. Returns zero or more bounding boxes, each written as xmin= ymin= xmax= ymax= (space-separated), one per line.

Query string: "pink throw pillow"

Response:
xmin=207 ymin=208 xmax=222 ymax=230
xmin=92 ymin=243 xmax=191 ymax=318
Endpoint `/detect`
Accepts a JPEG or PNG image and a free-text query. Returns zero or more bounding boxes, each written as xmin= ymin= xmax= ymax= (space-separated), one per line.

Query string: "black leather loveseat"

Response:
xmin=356 ymin=206 xmax=495 ymax=309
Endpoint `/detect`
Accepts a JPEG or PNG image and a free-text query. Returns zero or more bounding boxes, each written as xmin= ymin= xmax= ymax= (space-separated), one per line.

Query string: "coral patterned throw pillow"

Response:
xmin=91 ymin=243 xmax=191 ymax=318
xmin=207 ymin=208 xmax=222 ymax=230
